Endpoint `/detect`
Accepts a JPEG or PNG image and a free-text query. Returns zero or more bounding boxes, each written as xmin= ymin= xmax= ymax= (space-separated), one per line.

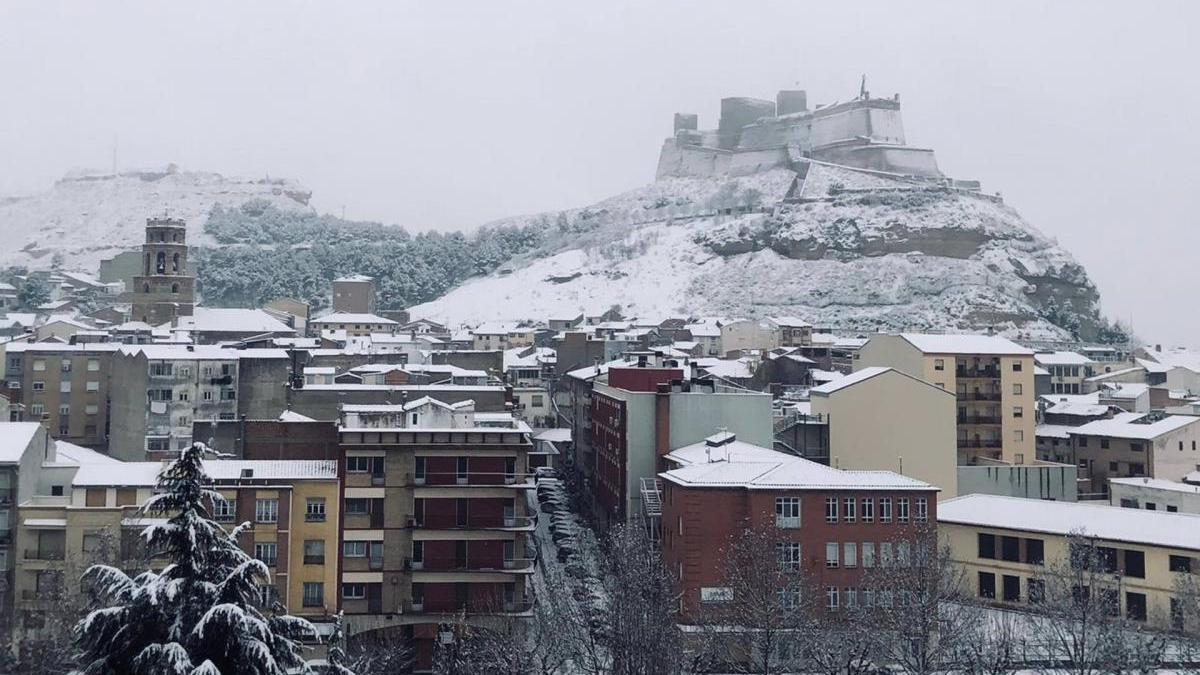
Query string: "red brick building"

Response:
xmin=658 ymin=434 xmax=938 ymax=622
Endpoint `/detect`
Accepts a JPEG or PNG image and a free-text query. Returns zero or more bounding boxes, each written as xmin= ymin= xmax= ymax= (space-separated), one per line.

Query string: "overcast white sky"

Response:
xmin=1 ymin=1 xmax=1197 ymax=345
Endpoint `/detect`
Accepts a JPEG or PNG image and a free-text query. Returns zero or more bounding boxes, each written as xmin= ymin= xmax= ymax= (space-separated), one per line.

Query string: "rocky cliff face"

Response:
xmin=410 ymin=163 xmax=1105 ymax=341
xmin=0 ymin=166 xmax=312 ymax=271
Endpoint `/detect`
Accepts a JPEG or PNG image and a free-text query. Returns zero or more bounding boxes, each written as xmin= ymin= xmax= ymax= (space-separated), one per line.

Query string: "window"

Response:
xmin=87 ymin=359 xmax=99 ymax=372
xmin=934 ymin=358 xmax=945 ymax=371
xmin=258 ymin=585 xmax=280 ymax=608
xmin=61 ymin=359 xmax=72 ymax=372
xmin=414 ymin=457 xmax=427 ymax=483
xmin=916 ymin=498 xmax=928 ymax=523
xmin=29 ymin=403 xmax=44 ymax=417
xmin=202 ymin=390 xmax=213 ymax=401
xmin=1170 ymin=555 xmax=1193 ymax=573
xmin=347 ymin=456 xmax=372 ymax=473
xmin=220 ymin=389 xmax=236 ymax=401
xmin=32 ymin=381 xmax=45 ymax=392
xmin=304 ymin=540 xmax=326 ymax=565
xmin=843 ymin=542 xmax=857 ymax=568
xmin=1028 ymin=578 xmax=1045 ymax=604
xmin=825 ymin=497 xmax=838 ymax=523
xmin=878 ymin=497 xmax=892 ymax=523
xmin=861 ymin=498 xmax=874 ymax=522
xmin=862 ymin=542 xmax=876 ymax=568
xmin=897 ymin=541 xmax=911 ymax=567
xmin=254 ymin=543 xmax=278 ymax=567
xmin=1014 ymin=430 xmax=1024 ymax=443
xmin=146 ymin=437 xmax=169 ymax=452
xmin=1132 ymin=442 xmax=1144 ymax=452
xmin=59 ymin=403 xmax=70 ymax=416
xmin=826 ymin=586 xmax=839 ymax=610
xmin=1000 ymin=536 xmax=1020 ymax=562
xmin=843 ymin=497 xmax=856 ymax=523
xmin=456 ymin=457 xmax=469 ymax=483
xmin=32 ymin=359 xmax=45 ymax=372
xmin=342 ymin=583 xmax=366 ymax=600
xmin=149 ymin=362 xmax=173 ymax=376
xmin=1002 ymin=575 xmax=1020 ymax=602
xmin=343 ymin=541 xmax=368 ymax=558
xmin=1013 ymin=383 xmax=1023 ymax=395
xmin=302 ymin=582 xmax=324 ymax=608
xmin=1124 ymin=549 xmax=1145 ymax=579
xmin=1025 ymin=538 xmax=1045 ymax=566
xmin=978 ymin=572 xmax=996 ymax=599
xmin=897 ymin=498 xmax=910 ymax=523
xmin=1100 ymin=438 xmax=1110 ymax=449
xmin=1012 ymin=361 xmax=1023 ymax=372
xmin=777 ymin=588 xmax=801 ymax=611
xmin=86 ymin=380 xmax=99 ymax=392
xmin=978 ymin=533 xmax=997 ymax=560
xmin=775 ymin=497 xmax=800 ymax=528
xmin=345 ymin=498 xmax=369 ymax=515
xmin=213 ymin=498 xmax=236 ymax=522
xmin=305 ymin=498 xmax=326 ymax=522
xmin=85 ymin=404 xmax=98 ymax=415
xmin=825 ymin=542 xmax=839 ymax=568
xmin=1127 ymin=592 xmax=1147 ymax=622
xmin=255 ymin=498 xmax=278 ymax=523
xmin=1013 ymin=406 xmax=1023 ymax=418
xmin=776 ymin=542 xmax=801 ymax=571
xmin=1079 ymin=437 xmax=1089 ymax=448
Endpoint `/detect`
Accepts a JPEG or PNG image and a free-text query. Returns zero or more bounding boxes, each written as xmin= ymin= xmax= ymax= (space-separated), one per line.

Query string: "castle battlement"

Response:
xmin=657 ymin=84 xmax=941 ymax=180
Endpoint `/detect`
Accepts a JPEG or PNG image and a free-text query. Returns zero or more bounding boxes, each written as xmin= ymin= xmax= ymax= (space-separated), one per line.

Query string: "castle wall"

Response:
xmin=810 ymin=144 xmax=941 ymax=178
xmin=656 ymin=140 xmax=788 ymax=179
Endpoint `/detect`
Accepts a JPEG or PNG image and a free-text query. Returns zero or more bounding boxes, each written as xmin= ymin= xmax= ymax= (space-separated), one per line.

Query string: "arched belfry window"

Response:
xmin=156 ymin=252 xmax=166 ymax=274
xmin=171 ymin=283 xmax=179 ymax=294
xmin=143 ymin=283 xmax=150 ymax=294
xmin=172 ymin=252 xmax=180 ymax=273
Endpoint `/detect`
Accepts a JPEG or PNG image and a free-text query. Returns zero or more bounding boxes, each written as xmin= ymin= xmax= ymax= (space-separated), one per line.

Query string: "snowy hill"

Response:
xmin=410 ymin=163 xmax=1103 ymax=340
xmin=0 ymin=166 xmax=312 ymax=270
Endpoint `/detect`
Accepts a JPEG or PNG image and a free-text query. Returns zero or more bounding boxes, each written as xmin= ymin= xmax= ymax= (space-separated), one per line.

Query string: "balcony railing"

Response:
xmin=957 ymin=439 xmax=1003 ymax=449
xmin=956 ymin=367 xmax=1000 ymax=378
xmin=303 ymin=555 xmax=326 ymax=565
xmin=957 ymin=416 xmax=1002 ymax=425
xmin=304 ymin=513 xmax=327 ymax=523
xmin=369 ymin=556 xmax=384 ymax=571
xmin=775 ymin=516 xmax=801 ymax=529
xmin=957 ymin=392 xmax=1001 ymax=401
xmin=25 ymin=549 xmax=65 ymax=561
xmin=408 ymin=556 xmax=535 ymax=573
xmin=416 ymin=515 xmax=536 ymax=530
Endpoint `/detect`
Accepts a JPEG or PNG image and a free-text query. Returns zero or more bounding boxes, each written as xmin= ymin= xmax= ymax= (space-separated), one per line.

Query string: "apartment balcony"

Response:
xmin=405 ymin=557 xmax=535 ymax=574
xmin=416 ymin=472 xmax=535 ymax=489
xmin=956 ymin=366 xmax=1000 ymax=379
xmin=414 ymin=515 xmax=537 ymax=532
xmin=24 ymin=549 xmax=65 ymax=561
xmin=957 ymin=439 xmax=1003 ymax=450
xmin=957 ymin=415 xmax=1002 ymax=425
xmin=957 ymin=391 xmax=1002 ymax=402
xmin=405 ymin=599 xmax=533 ymax=616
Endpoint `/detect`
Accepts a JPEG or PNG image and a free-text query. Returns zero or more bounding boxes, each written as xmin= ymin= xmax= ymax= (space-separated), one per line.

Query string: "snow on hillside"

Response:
xmin=0 ymin=167 xmax=312 ymax=270
xmin=410 ymin=165 xmax=1096 ymax=340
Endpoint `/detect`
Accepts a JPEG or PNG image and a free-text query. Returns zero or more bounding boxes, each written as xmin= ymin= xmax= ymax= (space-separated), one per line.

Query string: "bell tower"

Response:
xmin=131 ymin=216 xmax=195 ymax=325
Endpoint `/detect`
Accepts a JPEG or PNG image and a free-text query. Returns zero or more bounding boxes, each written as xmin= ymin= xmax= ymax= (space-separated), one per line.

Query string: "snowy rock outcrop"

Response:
xmin=0 ymin=166 xmax=312 ymax=270
xmin=411 ymin=163 xmax=1102 ymax=340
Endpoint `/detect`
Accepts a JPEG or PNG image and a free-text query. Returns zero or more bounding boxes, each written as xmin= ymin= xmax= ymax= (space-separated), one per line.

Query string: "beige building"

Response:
xmin=309 ymin=312 xmax=398 ymax=338
xmin=718 ymin=318 xmax=779 ymax=355
xmin=12 ymin=452 xmax=340 ymax=640
xmin=940 ymin=494 xmax=1200 ymax=632
xmin=1034 ymin=351 xmax=1094 ymax=395
xmin=1063 ymin=412 xmax=1200 ymax=498
xmin=808 ymin=366 xmax=959 ymax=496
xmin=855 ymin=334 xmax=1035 ymax=465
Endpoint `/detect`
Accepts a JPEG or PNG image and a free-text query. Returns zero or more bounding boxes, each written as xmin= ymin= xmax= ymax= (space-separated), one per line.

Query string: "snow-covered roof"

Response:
xmin=685 ymin=323 xmax=721 ymax=337
xmin=1045 ymin=400 xmax=1110 ymax=417
xmin=1069 ymin=413 xmax=1200 ymax=440
xmin=534 ymin=428 xmax=572 ymax=443
xmin=666 ymin=437 xmax=787 ymax=467
xmin=1135 ymin=358 xmax=1171 ymax=375
xmin=1035 ymin=424 xmax=1074 ymax=440
xmin=0 ymin=423 xmax=41 ymax=463
xmin=5 ymin=342 xmax=121 ymax=353
xmin=278 ymin=410 xmax=317 ymax=422
xmin=1099 ymin=383 xmax=1150 ymax=400
xmin=311 ymin=312 xmax=398 ymax=325
xmin=333 ymin=274 xmax=374 ymax=282
xmin=660 ymin=448 xmax=934 ymax=491
xmin=811 ymin=366 xmax=951 ymax=397
xmin=1034 ymin=351 xmax=1091 ymax=366
xmin=809 ymin=369 xmax=843 ymax=384
xmin=938 ymin=494 xmax=1200 ymax=551
xmin=699 ymin=358 xmax=756 ymax=380
xmin=1142 ymin=347 xmax=1200 ymax=374
xmin=472 ymin=321 xmax=525 ymax=335
xmin=55 ymin=440 xmax=122 ymax=466
xmin=1108 ymin=476 xmax=1200 ymax=495
xmin=73 ymin=459 xmax=338 ymax=487
xmin=898 ymin=333 xmax=1032 ymax=356
xmin=119 ymin=344 xmax=244 ymax=361
xmin=768 ymin=316 xmax=812 ymax=328
xmin=1084 ymin=365 xmax=1145 ymax=382
xmin=176 ymin=308 xmax=295 ymax=334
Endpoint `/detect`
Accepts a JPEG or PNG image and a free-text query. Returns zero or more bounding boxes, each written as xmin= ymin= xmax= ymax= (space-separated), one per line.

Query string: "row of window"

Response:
xmin=977 ymin=572 xmax=1150 ymax=622
xmin=25 ymin=380 xmax=101 ymax=393
xmin=253 ymin=540 xmax=328 ymax=567
xmin=212 ymin=497 xmax=328 ymax=523
xmin=22 ymin=358 xmax=102 ymax=372
xmin=148 ymin=362 xmax=234 ymax=378
xmin=818 ymin=496 xmax=927 ymax=524
xmin=27 ymin=402 xmax=100 ymax=416
xmin=346 ymin=456 xmax=519 ymax=481
xmin=772 ymin=540 xmax=923 ymax=570
xmin=147 ymin=387 xmax=234 ymax=402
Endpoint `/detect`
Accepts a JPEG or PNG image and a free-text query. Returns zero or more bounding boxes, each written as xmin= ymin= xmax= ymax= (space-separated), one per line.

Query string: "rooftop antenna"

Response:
xmin=859 ymin=74 xmax=868 ymax=99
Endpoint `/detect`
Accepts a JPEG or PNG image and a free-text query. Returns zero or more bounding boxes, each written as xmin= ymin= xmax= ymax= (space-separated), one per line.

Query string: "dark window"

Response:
xmin=1168 ymin=505 xmax=1178 ymax=512
xmin=1131 ymin=442 xmax=1144 ymax=452
xmin=1024 ymin=538 xmax=1045 ymax=566
xmin=1012 ymin=362 xmax=1022 ymax=372
xmin=1000 ymin=536 xmax=1020 ymax=562
xmin=978 ymin=572 xmax=996 ymax=599
xmin=1127 ymin=592 xmax=1147 ymax=621
xmin=1027 ymin=578 xmax=1045 ymax=604
xmin=1079 ymin=437 xmax=1089 ymax=448
xmin=1098 ymin=546 xmax=1119 ymax=573
xmin=1109 ymin=461 xmax=1119 ymax=472
xmin=1002 ymin=575 xmax=1020 ymax=602
xmin=1100 ymin=438 xmax=1110 ymax=449
xmin=977 ymin=533 xmax=996 ymax=560
xmin=1130 ymin=463 xmax=1145 ymax=476
xmin=1170 ymin=555 xmax=1193 ymax=573
xmin=1099 ymin=589 xmax=1120 ymax=617
xmin=1123 ymin=549 xmax=1145 ymax=578
xmin=1146 ymin=502 xmax=1157 ymax=511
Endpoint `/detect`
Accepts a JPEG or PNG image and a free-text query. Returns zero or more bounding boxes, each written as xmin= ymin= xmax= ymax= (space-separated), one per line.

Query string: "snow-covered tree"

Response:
xmin=73 ymin=442 xmax=319 ymax=675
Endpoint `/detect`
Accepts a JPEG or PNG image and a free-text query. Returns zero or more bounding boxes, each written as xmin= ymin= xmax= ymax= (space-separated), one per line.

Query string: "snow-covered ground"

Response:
xmin=0 ymin=167 xmax=313 ymax=270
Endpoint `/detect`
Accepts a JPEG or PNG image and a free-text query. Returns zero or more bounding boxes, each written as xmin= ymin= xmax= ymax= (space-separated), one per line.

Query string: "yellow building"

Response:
xmin=855 ymin=333 xmax=1036 ymax=465
xmin=939 ymin=494 xmax=1200 ymax=631
xmin=12 ymin=451 xmax=340 ymax=641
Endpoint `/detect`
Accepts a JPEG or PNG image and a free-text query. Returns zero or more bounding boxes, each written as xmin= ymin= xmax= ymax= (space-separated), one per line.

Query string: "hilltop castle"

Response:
xmin=657 ymin=82 xmax=945 ymax=180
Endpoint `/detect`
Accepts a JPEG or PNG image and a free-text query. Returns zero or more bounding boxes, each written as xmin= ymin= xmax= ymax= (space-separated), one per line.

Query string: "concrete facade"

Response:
xmin=2 ymin=343 xmax=117 ymax=449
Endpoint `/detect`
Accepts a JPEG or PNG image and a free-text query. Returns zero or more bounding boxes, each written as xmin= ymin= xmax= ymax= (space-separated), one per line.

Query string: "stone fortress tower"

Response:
xmin=131 ymin=216 xmax=195 ymax=325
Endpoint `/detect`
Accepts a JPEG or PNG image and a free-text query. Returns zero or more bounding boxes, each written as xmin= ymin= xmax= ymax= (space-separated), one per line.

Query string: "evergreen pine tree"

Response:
xmin=73 ymin=442 xmax=320 ymax=674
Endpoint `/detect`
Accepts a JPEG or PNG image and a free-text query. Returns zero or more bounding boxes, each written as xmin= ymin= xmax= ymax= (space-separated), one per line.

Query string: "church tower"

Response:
xmin=131 ymin=216 xmax=195 ymax=325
